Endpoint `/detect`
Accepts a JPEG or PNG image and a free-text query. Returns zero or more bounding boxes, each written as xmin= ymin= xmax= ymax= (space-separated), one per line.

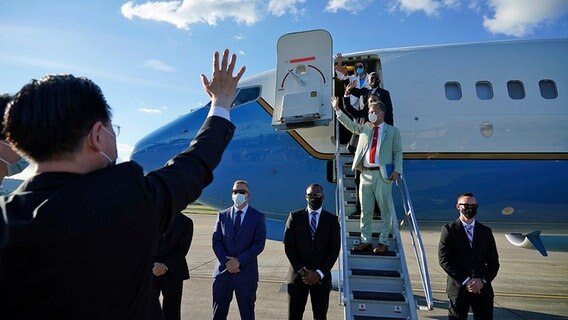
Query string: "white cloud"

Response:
xmin=121 ymin=0 xmax=261 ymax=29
xmin=234 ymin=34 xmax=245 ymax=40
xmin=238 ymin=50 xmax=246 ymax=55
xmin=483 ymin=0 xmax=568 ymax=37
xmin=138 ymin=108 xmax=163 ymax=114
xmin=117 ymin=143 xmax=134 ymax=162
xmin=268 ymin=0 xmax=305 ymax=16
xmin=390 ymin=0 xmax=443 ymax=16
xmin=325 ymin=0 xmax=373 ymax=13
xmin=144 ymin=59 xmax=175 ymax=72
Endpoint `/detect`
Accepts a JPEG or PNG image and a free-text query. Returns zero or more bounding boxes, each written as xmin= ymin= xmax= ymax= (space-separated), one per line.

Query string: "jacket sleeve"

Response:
xmin=392 ymin=127 xmax=403 ymax=174
xmin=212 ymin=213 xmax=229 ymax=267
xmin=482 ymin=227 xmax=500 ymax=283
xmin=438 ymin=224 xmax=468 ymax=285
xmin=337 ymin=110 xmax=364 ymax=135
xmin=164 ymin=218 xmax=193 ymax=271
xmin=284 ymin=212 xmax=303 ymax=273
xmin=320 ymin=214 xmax=341 ymax=275
xmin=144 ymin=116 xmax=235 ymax=231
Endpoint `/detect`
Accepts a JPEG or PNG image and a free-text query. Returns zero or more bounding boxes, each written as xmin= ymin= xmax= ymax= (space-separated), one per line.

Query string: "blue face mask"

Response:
xmin=357 ymin=67 xmax=364 ymax=75
xmin=0 ymin=157 xmax=28 ymax=176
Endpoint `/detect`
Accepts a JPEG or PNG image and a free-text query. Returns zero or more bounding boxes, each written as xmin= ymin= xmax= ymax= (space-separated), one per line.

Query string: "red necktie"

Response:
xmin=369 ymin=126 xmax=379 ymax=164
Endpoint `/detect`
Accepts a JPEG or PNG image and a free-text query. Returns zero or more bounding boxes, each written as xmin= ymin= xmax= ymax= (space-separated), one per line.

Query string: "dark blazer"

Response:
xmin=156 ymin=214 xmax=193 ymax=282
xmin=349 ymin=86 xmax=394 ymax=125
xmin=0 ymin=116 xmax=234 ymax=320
xmin=284 ymin=208 xmax=341 ymax=284
xmin=438 ymin=219 xmax=500 ymax=297
xmin=212 ymin=206 xmax=266 ymax=283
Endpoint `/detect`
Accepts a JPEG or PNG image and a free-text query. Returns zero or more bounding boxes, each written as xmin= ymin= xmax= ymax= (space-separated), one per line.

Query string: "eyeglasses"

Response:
xmin=458 ymin=203 xmax=479 ymax=209
xmin=306 ymin=193 xmax=323 ymax=198
xmin=232 ymin=190 xmax=248 ymax=195
xmin=102 ymin=124 xmax=120 ymax=138
xmin=355 ymin=64 xmax=364 ymax=68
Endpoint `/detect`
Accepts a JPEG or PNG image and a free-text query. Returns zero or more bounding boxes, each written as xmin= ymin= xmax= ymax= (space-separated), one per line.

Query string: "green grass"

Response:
xmin=182 ymin=202 xmax=218 ymax=215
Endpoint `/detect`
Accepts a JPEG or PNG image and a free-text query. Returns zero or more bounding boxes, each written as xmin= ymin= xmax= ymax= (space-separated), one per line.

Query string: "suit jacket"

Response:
xmin=349 ymin=86 xmax=394 ymax=126
xmin=155 ymin=213 xmax=193 ymax=282
xmin=336 ymin=111 xmax=403 ymax=178
xmin=284 ymin=208 xmax=341 ymax=284
xmin=212 ymin=206 xmax=266 ymax=283
xmin=438 ymin=219 xmax=500 ymax=297
xmin=0 ymin=115 xmax=234 ymax=320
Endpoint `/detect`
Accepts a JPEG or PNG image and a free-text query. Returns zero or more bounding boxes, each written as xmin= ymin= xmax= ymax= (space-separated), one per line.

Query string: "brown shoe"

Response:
xmin=352 ymin=243 xmax=372 ymax=252
xmin=373 ymin=243 xmax=388 ymax=254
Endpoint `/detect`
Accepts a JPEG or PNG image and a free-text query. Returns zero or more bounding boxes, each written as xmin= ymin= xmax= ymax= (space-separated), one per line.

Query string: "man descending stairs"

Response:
xmin=336 ymin=153 xmax=418 ymax=320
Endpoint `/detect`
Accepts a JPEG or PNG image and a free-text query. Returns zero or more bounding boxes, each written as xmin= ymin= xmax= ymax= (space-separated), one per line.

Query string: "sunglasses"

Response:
xmin=458 ymin=203 xmax=479 ymax=209
xmin=356 ymin=64 xmax=364 ymax=68
xmin=232 ymin=190 xmax=248 ymax=195
xmin=306 ymin=193 xmax=323 ymax=198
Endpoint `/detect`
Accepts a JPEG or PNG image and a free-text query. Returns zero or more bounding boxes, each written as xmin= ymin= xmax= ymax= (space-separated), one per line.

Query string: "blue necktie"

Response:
xmin=310 ymin=212 xmax=317 ymax=239
xmin=465 ymin=224 xmax=474 ymax=247
xmin=234 ymin=210 xmax=242 ymax=236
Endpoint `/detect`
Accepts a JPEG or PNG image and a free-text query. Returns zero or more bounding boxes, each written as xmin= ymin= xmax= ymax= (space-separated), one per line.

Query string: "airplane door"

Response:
xmin=272 ymin=29 xmax=333 ymax=130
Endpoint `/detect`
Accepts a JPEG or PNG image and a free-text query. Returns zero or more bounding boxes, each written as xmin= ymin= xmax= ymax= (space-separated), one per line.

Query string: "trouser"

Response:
xmin=448 ymin=286 xmax=494 ymax=320
xmin=288 ymin=275 xmax=332 ymax=320
xmin=212 ymin=278 xmax=258 ymax=320
xmin=359 ymin=170 xmax=394 ymax=245
xmin=155 ymin=275 xmax=184 ymax=320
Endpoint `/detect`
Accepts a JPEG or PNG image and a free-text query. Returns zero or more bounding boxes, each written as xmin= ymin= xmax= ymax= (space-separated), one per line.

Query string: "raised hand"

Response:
xmin=201 ymin=49 xmax=246 ymax=110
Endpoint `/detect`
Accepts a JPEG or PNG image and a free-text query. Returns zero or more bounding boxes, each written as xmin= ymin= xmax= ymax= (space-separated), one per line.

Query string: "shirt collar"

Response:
xmin=307 ymin=207 xmax=322 ymax=215
xmin=233 ymin=205 xmax=249 ymax=214
xmin=461 ymin=219 xmax=476 ymax=228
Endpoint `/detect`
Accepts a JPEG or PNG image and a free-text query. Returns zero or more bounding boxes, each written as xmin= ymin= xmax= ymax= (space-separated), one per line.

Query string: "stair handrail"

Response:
xmin=395 ymin=176 xmax=434 ymax=310
xmin=334 ymin=113 xmax=352 ymax=318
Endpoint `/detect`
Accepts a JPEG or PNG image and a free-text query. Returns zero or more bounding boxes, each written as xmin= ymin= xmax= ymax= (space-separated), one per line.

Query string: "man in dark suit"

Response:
xmin=212 ymin=180 xmax=266 ymax=320
xmin=153 ymin=213 xmax=194 ymax=320
xmin=0 ymin=49 xmax=244 ymax=319
xmin=438 ymin=192 xmax=500 ymax=320
xmin=346 ymin=72 xmax=394 ymax=126
xmin=284 ymin=183 xmax=341 ymax=320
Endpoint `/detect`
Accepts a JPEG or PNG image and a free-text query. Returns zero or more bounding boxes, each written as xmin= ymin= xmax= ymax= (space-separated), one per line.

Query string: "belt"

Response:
xmin=363 ymin=166 xmax=380 ymax=171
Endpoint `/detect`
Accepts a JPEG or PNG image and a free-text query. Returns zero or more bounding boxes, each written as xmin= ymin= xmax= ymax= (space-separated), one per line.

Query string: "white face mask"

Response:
xmin=232 ymin=193 xmax=247 ymax=207
xmin=368 ymin=112 xmax=378 ymax=123
xmin=0 ymin=156 xmax=28 ymax=176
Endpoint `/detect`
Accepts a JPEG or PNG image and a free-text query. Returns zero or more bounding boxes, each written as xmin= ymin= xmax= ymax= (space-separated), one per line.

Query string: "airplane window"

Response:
xmin=507 ymin=80 xmax=525 ymax=100
xmin=445 ymin=82 xmax=462 ymax=100
xmin=231 ymin=86 xmax=261 ymax=108
xmin=539 ymin=80 xmax=558 ymax=99
xmin=476 ymin=81 xmax=493 ymax=100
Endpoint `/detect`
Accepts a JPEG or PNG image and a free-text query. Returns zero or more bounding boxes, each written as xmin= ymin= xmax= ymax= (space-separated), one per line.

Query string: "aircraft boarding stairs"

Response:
xmin=334 ymin=149 xmax=434 ymax=320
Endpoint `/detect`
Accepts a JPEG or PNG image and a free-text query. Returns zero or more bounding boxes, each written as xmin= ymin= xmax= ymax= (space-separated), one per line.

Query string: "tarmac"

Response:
xmin=176 ymin=213 xmax=568 ymax=320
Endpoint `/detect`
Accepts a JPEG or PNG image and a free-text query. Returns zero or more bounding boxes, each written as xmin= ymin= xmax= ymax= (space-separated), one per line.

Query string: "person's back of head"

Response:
xmin=5 ymin=74 xmax=112 ymax=162
xmin=0 ymin=94 xmax=13 ymax=140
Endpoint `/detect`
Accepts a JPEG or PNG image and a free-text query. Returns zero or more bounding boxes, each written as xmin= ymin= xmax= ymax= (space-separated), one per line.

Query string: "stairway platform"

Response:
xmin=349 ymin=249 xmax=397 ymax=257
xmin=353 ymin=291 xmax=405 ymax=302
xmin=351 ymin=269 xmax=400 ymax=278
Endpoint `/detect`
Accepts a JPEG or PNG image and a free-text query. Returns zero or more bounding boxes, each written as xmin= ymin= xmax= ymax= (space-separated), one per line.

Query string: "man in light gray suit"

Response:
xmin=332 ymin=95 xmax=403 ymax=254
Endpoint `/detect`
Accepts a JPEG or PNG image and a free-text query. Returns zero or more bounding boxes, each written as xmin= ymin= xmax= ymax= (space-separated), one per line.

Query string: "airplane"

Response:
xmin=130 ymin=30 xmax=568 ymax=256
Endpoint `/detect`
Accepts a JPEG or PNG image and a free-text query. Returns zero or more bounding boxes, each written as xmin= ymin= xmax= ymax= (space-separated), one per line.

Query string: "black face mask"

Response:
xmin=307 ymin=198 xmax=323 ymax=210
xmin=461 ymin=207 xmax=478 ymax=219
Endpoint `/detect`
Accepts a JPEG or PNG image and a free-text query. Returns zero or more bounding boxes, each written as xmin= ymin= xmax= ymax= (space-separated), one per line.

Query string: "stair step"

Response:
xmin=353 ymin=291 xmax=405 ymax=302
xmin=353 ymin=316 xmax=406 ymax=320
xmin=348 ymin=232 xmax=392 ymax=238
xmin=346 ymin=215 xmax=382 ymax=221
xmin=350 ymin=250 xmax=397 ymax=257
xmin=351 ymin=269 xmax=400 ymax=278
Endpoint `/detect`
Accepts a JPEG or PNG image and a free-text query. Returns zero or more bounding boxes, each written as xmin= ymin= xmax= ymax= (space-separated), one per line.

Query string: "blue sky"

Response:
xmin=1 ymin=0 xmax=567 ymax=160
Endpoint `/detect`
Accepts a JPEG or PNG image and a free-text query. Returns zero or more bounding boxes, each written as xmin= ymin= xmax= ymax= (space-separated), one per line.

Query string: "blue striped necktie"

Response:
xmin=465 ymin=224 xmax=474 ymax=247
xmin=310 ymin=212 xmax=317 ymax=239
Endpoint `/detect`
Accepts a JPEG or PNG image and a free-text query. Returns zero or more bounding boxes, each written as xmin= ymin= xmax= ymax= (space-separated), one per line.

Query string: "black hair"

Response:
xmin=5 ymin=74 xmax=112 ymax=161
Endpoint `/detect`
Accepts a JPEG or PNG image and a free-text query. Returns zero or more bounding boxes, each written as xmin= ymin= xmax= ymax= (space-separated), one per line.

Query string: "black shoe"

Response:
xmin=352 ymin=243 xmax=372 ymax=252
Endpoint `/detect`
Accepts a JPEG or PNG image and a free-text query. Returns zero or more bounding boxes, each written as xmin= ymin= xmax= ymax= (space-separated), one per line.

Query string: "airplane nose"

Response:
xmin=130 ymin=107 xmax=209 ymax=172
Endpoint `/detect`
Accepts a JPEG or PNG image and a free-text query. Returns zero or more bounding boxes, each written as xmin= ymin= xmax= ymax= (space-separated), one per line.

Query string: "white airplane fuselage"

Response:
xmin=131 ymin=38 xmax=568 ymax=241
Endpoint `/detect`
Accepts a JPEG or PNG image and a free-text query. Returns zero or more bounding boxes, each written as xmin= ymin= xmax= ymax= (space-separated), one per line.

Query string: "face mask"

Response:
xmin=232 ymin=193 xmax=247 ymax=207
xmin=307 ymin=197 xmax=323 ymax=210
xmin=357 ymin=67 xmax=364 ymax=75
xmin=368 ymin=112 xmax=378 ymax=123
xmin=0 ymin=157 xmax=28 ymax=176
xmin=460 ymin=207 xmax=478 ymax=219
xmin=100 ymin=151 xmax=116 ymax=166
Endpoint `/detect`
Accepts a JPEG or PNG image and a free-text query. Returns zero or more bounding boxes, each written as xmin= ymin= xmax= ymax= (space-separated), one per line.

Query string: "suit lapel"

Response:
xmin=238 ymin=207 xmax=254 ymax=239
